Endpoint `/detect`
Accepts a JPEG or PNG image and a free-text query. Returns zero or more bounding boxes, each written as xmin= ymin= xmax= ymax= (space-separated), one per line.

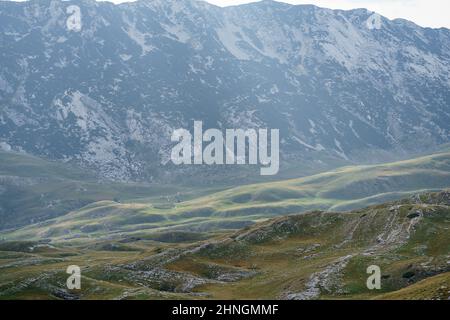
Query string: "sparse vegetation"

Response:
xmin=0 ymin=190 xmax=448 ymax=300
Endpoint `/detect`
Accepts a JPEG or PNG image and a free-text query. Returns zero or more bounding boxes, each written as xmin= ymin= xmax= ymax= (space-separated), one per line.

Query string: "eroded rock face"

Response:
xmin=1 ymin=0 xmax=450 ymax=182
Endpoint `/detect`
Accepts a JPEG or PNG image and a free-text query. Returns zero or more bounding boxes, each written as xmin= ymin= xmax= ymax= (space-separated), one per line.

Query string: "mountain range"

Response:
xmin=1 ymin=0 xmax=450 ymax=301
xmin=1 ymin=0 xmax=450 ymax=182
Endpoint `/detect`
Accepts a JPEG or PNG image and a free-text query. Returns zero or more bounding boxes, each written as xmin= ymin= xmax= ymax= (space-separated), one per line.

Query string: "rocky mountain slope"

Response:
xmin=1 ymin=0 xmax=450 ymax=181
xmin=0 ymin=190 xmax=448 ymax=300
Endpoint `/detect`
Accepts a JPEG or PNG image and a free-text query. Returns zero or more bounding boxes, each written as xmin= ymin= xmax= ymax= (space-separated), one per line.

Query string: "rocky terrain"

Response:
xmin=1 ymin=0 xmax=450 ymax=182
xmin=1 ymin=0 xmax=449 ymax=301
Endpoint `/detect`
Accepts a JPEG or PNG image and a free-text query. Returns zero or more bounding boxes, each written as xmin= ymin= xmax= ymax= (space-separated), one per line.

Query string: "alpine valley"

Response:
xmin=0 ymin=0 xmax=449 ymax=300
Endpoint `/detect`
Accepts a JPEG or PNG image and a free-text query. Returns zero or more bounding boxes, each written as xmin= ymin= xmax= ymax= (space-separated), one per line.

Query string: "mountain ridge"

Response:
xmin=1 ymin=0 xmax=450 ymax=181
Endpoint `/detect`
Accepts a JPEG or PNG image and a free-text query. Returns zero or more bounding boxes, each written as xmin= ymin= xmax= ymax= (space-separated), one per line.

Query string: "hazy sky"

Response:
xmin=101 ymin=0 xmax=450 ymax=29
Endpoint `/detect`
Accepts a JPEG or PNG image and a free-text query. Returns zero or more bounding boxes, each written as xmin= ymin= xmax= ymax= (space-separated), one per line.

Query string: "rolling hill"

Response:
xmin=2 ymin=150 xmax=450 ymax=241
xmin=0 ymin=150 xmax=223 ymax=230
xmin=0 ymin=190 xmax=448 ymax=300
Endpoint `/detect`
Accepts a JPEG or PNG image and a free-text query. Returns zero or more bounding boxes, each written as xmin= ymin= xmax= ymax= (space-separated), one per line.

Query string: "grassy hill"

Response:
xmin=0 ymin=151 xmax=221 ymax=230
xmin=3 ymin=151 xmax=450 ymax=241
xmin=0 ymin=190 xmax=448 ymax=300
